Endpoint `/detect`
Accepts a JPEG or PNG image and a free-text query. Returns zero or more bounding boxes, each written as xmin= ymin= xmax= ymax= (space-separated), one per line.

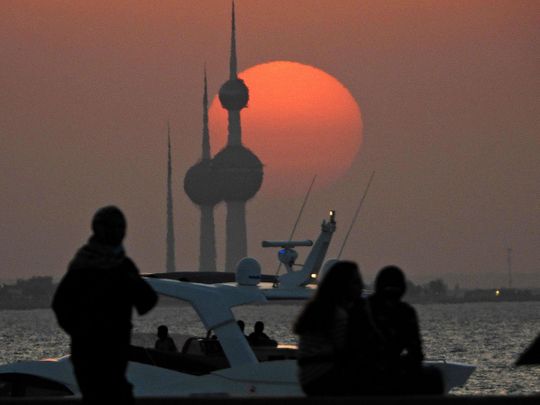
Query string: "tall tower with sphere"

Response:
xmin=165 ymin=122 xmax=177 ymax=273
xmin=213 ymin=3 xmax=263 ymax=272
xmin=184 ymin=71 xmax=223 ymax=271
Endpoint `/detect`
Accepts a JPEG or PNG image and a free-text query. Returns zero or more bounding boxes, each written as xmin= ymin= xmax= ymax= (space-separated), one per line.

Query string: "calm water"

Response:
xmin=0 ymin=301 xmax=538 ymax=395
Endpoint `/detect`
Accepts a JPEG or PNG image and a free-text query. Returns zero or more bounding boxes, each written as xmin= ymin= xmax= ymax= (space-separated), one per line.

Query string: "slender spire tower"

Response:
xmin=166 ymin=122 xmax=176 ymax=273
xmin=184 ymin=70 xmax=223 ymax=271
xmin=213 ymin=2 xmax=263 ymax=271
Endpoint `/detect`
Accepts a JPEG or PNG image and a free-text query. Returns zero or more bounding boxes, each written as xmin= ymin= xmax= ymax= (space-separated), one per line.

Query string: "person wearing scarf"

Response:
xmin=52 ymin=206 xmax=158 ymax=404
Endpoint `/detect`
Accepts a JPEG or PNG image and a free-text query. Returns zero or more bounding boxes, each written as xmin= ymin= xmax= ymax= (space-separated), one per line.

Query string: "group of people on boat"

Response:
xmin=154 ymin=320 xmax=277 ymax=353
xmin=201 ymin=319 xmax=278 ymax=348
xmin=294 ymin=260 xmax=444 ymax=396
xmin=237 ymin=320 xmax=278 ymax=347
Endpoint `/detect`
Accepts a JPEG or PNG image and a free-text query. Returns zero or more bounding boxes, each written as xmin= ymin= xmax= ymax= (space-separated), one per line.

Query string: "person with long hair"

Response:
xmin=293 ymin=260 xmax=363 ymax=396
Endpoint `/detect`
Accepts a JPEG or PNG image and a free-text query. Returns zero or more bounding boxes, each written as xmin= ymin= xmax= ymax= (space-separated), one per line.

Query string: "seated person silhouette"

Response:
xmin=367 ymin=265 xmax=443 ymax=395
xmin=155 ymin=325 xmax=178 ymax=352
xmin=248 ymin=321 xmax=277 ymax=347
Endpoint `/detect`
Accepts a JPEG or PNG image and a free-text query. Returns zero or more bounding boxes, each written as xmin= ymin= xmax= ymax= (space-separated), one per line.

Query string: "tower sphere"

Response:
xmin=212 ymin=145 xmax=263 ymax=201
xmin=184 ymin=160 xmax=223 ymax=206
xmin=219 ymin=78 xmax=249 ymax=110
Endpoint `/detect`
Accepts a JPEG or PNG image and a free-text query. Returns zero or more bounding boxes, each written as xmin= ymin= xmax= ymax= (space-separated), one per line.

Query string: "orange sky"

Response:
xmin=1 ymin=0 xmax=538 ymax=287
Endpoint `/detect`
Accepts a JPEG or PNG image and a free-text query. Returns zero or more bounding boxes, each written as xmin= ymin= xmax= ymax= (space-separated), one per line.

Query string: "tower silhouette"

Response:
xmin=166 ymin=123 xmax=176 ymax=273
xmin=213 ymin=3 xmax=263 ymax=272
xmin=184 ymin=71 xmax=223 ymax=271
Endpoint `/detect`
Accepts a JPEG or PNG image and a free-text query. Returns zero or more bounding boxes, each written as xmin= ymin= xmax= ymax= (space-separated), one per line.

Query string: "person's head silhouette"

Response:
xmin=254 ymin=321 xmax=264 ymax=333
xmin=374 ymin=265 xmax=406 ymax=302
xmin=317 ymin=260 xmax=363 ymax=307
xmin=157 ymin=325 xmax=169 ymax=339
xmin=92 ymin=206 xmax=126 ymax=246
xmin=294 ymin=260 xmax=363 ymax=335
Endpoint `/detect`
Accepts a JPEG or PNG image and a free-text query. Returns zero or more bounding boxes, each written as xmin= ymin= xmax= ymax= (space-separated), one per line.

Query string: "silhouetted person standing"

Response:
xmin=294 ymin=261 xmax=364 ymax=396
xmin=155 ymin=325 xmax=177 ymax=353
xmin=367 ymin=265 xmax=443 ymax=395
xmin=52 ymin=206 xmax=158 ymax=404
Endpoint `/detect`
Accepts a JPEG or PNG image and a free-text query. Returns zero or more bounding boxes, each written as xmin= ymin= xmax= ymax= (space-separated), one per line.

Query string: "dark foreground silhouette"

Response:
xmin=294 ymin=261 xmax=443 ymax=396
xmin=294 ymin=261 xmax=364 ymax=396
xmin=516 ymin=333 xmax=540 ymax=365
xmin=364 ymin=265 xmax=443 ymax=395
xmin=52 ymin=206 xmax=158 ymax=404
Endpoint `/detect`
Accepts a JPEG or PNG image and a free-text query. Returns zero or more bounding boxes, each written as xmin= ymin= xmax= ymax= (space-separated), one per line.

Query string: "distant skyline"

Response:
xmin=0 ymin=1 xmax=538 ymax=287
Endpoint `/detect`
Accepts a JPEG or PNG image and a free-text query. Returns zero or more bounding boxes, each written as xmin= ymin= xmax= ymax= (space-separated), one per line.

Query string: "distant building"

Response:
xmin=0 ymin=276 xmax=55 ymax=309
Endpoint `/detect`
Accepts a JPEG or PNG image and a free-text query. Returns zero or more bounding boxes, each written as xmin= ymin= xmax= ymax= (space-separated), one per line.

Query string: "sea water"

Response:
xmin=0 ymin=301 xmax=538 ymax=395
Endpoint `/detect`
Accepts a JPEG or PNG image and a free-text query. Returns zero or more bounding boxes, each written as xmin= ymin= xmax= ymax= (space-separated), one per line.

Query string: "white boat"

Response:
xmin=0 ymin=212 xmax=475 ymax=398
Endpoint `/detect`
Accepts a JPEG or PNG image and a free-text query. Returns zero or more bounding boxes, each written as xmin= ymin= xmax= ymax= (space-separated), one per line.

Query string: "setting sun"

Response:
xmin=209 ymin=61 xmax=363 ymax=197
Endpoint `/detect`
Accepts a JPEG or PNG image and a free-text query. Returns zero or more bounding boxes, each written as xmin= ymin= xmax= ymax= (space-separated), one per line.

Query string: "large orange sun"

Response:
xmin=209 ymin=61 xmax=363 ymax=197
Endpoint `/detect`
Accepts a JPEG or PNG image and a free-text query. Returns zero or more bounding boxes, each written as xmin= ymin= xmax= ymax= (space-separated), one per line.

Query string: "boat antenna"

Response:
xmin=337 ymin=171 xmax=375 ymax=259
xmin=274 ymin=175 xmax=317 ymax=278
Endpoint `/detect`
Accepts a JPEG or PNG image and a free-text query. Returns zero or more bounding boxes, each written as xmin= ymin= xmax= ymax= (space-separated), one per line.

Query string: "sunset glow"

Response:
xmin=209 ymin=61 xmax=363 ymax=196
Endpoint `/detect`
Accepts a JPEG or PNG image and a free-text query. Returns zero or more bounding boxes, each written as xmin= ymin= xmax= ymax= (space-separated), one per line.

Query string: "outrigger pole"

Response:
xmin=337 ymin=171 xmax=375 ymax=259
xmin=287 ymin=175 xmax=317 ymax=243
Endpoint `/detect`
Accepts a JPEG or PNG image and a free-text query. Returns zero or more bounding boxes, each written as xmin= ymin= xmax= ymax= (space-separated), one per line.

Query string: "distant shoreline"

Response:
xmin=2 ymin=276 xmax=539 ymax=310
xmin=1 ymin=296 xmax=539 ymax=311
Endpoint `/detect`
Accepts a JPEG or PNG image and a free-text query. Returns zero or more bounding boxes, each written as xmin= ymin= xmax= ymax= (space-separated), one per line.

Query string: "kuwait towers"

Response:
xmin=214 ymin=3 xmax=263 ymax=272
xmin=184 ymin=72 xmax=222 ymax=271
xmin=184 ymin=3 xmax=263 ymax=272
xmin=166 ymin=123 xmax=176 ymax=273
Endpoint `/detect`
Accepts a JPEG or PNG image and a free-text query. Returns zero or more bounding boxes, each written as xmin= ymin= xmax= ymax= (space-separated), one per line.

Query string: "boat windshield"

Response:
xmin=129 ymin=300 xmax=303 ymax=375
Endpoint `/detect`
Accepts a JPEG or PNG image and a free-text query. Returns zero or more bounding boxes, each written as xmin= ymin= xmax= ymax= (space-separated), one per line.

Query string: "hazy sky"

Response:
xmin=1 ymin=0 xmax=538 ymax=287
